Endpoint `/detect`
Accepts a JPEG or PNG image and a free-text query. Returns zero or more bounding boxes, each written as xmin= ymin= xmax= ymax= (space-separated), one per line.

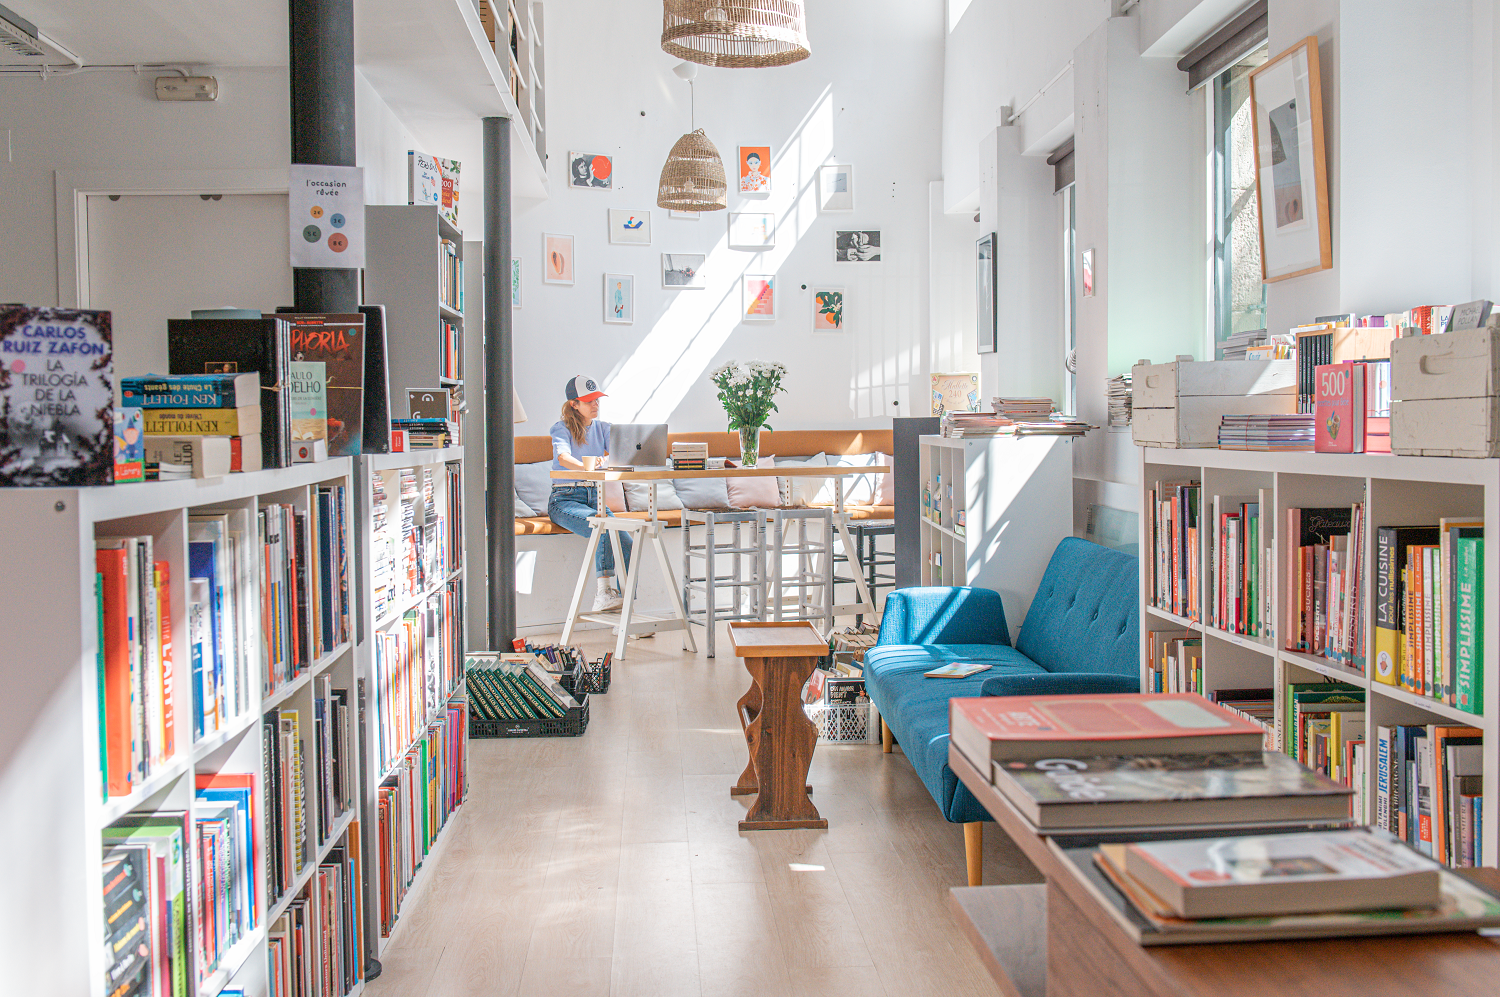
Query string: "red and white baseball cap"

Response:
xmin=565 ymin=375 xmax=607 ymax=402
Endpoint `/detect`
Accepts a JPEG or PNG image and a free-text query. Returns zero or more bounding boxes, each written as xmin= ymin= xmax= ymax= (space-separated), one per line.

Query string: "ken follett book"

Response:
xmin=278 ymin=313 xmax=366 ymax=457
xmin=0 ymin=306 xmax=115 ymax=486
xmin=167 ymin=316 xmax=291 ymax=468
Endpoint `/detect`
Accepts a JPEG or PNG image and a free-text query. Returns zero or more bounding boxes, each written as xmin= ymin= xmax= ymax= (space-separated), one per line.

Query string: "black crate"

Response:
xmin=470 ymin=696 xmax=589 ymax=738
xmin=572 ymin=652 xmax=612 ymax=695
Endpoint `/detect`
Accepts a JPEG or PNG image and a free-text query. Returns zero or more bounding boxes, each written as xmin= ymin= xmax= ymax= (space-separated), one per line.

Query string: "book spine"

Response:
xmin=121 ymin=387 xmax=247 ymax=408
xmin=1375 ymin=725 xmax=1391 ymax=830
xmin=144 ymin=409 xmax=258 ymax=436
xmin=1456 ymin=537 xmax=1483 ymax=714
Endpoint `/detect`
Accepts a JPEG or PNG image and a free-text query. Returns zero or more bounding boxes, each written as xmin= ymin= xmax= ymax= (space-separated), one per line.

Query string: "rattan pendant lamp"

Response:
xmin=661 ymin=0 xmax=811 ymax=68
xmin=657 ymin=61 xmax=728 ymax=212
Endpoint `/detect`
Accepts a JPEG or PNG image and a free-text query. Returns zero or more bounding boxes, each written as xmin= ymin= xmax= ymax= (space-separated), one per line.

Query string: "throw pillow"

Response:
xmin=624 ymin=479 xmax=683 ymax=511
xmin=726 ymin=455 xmax=779 ymax=509
xmin=775 ymin=452 xmax=830 ymax=507
xmin=514 ymin=461 xmax=554 ymax=517
xmin=514 ymin=491 xmax=537 ymax=517
xmin=811 ymin=452 xmax=880 ymax=506
xmin=604 ymin=480 xmax=627 ymax=513
xmin=875 ymin=451 xmax=895 ymax=506
xmin=672 ymin=475 xmax=731 ymax=510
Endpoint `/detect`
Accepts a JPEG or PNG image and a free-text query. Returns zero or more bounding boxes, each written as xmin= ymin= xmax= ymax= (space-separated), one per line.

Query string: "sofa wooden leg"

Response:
xmin=964 ymin=822 xmax=983 ymax=887
xmin=881 ymin=717 xmax=893 ymax=753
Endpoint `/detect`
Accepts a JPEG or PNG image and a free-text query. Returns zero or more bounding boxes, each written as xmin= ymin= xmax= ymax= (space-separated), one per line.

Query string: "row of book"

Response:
xmin=267 ymin=823 xmax=364 ymax=997
xmin=1374 ymin=723 xmax=1485 ymax=868
xmin=96 ymin=538 xmax=173 ymax=798
xmin=1208 ymin=494 xmax=1272 ymax=639
xmin=376 ymin=701 xmax=467 ymax=937
xmin=373 ymin=580 xmax=465 ymax=776
xmin=440 ymin=318 xmax=461 ymax=383
xmin=1285 ymin=504 xmax=1367 ymax=669
xmin=440 ymin=238 xmax=464 ymax=315
xmin=1147 ymin=480 xmax=1198 ymax=620
xmin=260 ymin=490 xmax=352 ymax=696
xmin=370 ymin=465 xmax=457 ymax=623
xmin=1217 ymin=414 xmax=1314 ymax=451
xmin=1282 ymin=681 xmax=1366 ymax=820
xmin=1374 ymin=522 xmax=1485 ymax=711
xmin=264 ymin=706 xmax=308 ymax=904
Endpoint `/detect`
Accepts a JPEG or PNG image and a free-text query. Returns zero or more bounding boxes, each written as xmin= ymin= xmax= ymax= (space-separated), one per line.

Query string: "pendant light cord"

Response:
xmin=689 ymin=79 xmax=696 ymax=131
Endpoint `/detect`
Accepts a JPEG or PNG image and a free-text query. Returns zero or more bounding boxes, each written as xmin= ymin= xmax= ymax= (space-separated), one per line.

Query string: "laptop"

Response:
xmin=608 ymin=423 xmax=669 ymax=469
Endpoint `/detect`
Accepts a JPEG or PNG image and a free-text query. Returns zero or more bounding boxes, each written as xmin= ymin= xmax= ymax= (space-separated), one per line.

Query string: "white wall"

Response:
xmin=511 ymin=0 xmax=946 ymax=433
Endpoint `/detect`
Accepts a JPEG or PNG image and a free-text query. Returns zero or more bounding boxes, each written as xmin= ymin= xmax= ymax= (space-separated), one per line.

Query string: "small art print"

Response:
xmin=728 ymin=212 xmax=775 ymax=250
xmin=544 ymin=233 xmax=574 ymax=284
xmin=661 ymin=253 xmax=705 ymax=289
xmin=835 ymin=230 xmax=881 ymax=263
xmin=819 ymin=164 xmax=854 ymax=211
xmin=569 ymin=152 xmax=613 ymax=189
xmin=812 ymin=287 xmax=844 ymax=333
xmin=511 ymin=258 xmax=523 ymax=307
xmin=604 ymin=274 xmax=635 ymax=325
xmin=608 ymin=209 xmax=652 ymax=246
xmin=738 ymin=146 xmax=771 ymax=194
xmin=743 ymin=275 xmax=776 ymax=321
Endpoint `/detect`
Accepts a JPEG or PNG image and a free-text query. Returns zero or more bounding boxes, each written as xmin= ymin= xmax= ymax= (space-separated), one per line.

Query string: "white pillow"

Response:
xmin=812 ymin=452 xmax=881 ymax=506
xmin=514 ymin=491 xmax=537 ymax=517
xmin=672 ymin=475 xmax=731 ymax=510
xmin=604 ymin=480 xmax=627 ymax=513
xmin=875 ymin=451 xmax=895 ymax=506
xmin=624 ymin=479 xmax=683 ymax=511
xmin=726 ymin=455 xmax=780 ymax=509
xmin=774 ymin=452 xmax=829 ymax=507
xmin=514 ymin=461 xmax=554 ymax=515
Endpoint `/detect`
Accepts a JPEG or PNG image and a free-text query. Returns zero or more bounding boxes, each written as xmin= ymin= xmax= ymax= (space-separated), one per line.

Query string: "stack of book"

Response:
xmin=941 ymin=411 xmax=1096 ymax=439
xmin=1284 ymin=505 xmax=1367 ymax=671
xmin=991 ymin=397 xmax=1054 ymax=419
xmin=1217 ymin=413 xmax=1315 ymax=450
xmin=1374 ymin=724 xmax=1485 ymax=866
xmin=122 ymin=372 xmax=264 ymax=478
xmin=670 ymin=441 xmax=708 ymax=470
xmin=390 ymin=418 xmax=455 ymax=450
xmin=1219 ymin=328 xmax=1267 ymax=360
xmin=1106 ymin=374 xmax=1132 ymax=427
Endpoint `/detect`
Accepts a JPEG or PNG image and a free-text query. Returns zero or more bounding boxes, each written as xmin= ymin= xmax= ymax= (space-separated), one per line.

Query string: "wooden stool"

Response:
xmin=727 ymin=622 xmax=828 ymax=831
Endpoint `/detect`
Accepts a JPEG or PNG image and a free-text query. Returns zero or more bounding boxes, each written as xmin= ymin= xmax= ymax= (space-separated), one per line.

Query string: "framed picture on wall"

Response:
xmin=976 ymin=233 xmax=997 ymax=354
xmin=819 ymin=164 xmax=854 ymax=211
xmin=742 ymin=274 xmax=777 ymax=321
xmin=1249 ymin=37 xmax=1332 ymax=281
xmin=728 ymin=212 xmax=776 ymax=250
xmin=661 ymin=253 xmax=705 ymax=289
xmin=608 ymin=209 xmax=652 ymax=245
xmin=835 ymin=230 xmax=881 ymax=263
xmin=543 ymin=233 xmax=574 ymax=284
xmin=738 ymin=146 xmax=771 ymax=195
xmin=568 ymin=152 xmax=613 ymax=189
xmin=511 ymin=257 xmax=522 ymax=307
xmin=603 ymin=273 xmax=634 ymax=324
xmin=811 ymin=287 xmax=844 ymax=333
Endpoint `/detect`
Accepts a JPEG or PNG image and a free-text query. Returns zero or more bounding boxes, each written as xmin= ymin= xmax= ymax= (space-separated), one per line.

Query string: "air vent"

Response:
xmin=0 ymin=4 xmax=43 ymax=58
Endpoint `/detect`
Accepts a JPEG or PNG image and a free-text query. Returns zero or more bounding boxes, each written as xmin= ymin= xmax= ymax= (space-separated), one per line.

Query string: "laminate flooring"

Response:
xmin=365 ymin=625 xmax=1041 ymax=997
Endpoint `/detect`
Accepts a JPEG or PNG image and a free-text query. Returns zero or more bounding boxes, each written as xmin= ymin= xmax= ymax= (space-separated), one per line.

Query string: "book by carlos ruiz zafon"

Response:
xmin=0 ymin=306 xmax=115 ymax=486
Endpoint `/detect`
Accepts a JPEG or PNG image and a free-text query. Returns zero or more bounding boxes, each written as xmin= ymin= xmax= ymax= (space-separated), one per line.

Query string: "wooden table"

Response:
xmin=728 ymin=622 xmax=828 ymax=831
xmin=946 ymin=744 xmax=1500 ymax=997
xmin=552 ymin=465 xmax=889 ymax=660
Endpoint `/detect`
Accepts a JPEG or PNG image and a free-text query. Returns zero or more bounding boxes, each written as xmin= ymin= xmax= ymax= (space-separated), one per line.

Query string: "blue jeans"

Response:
xmin=548 ymin=484 xmax=633 ymax=577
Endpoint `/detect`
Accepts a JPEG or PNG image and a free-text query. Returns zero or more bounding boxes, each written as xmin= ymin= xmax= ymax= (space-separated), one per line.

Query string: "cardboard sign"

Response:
xmin=289 ymin=164 xmax=365 ymax=268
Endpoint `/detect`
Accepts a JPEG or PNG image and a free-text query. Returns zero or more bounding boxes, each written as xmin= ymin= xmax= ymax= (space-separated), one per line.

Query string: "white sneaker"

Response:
xmin=593 ymin=577 xmax=624 ymax=612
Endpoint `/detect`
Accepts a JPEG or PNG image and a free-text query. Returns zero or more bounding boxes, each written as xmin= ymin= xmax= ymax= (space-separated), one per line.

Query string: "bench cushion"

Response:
xmin=1013 ymin=537 xmax=1138 ymax=678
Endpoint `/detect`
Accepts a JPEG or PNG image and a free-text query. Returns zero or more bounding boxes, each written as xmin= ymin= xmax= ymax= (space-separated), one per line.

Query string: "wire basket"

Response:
xmin=804 ymin=700 xmax=880 ymax=744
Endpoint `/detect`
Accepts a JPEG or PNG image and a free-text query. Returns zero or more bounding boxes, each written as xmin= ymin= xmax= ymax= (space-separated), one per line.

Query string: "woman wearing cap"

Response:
xmin=548 ymin=375 xmax=633 ymax=611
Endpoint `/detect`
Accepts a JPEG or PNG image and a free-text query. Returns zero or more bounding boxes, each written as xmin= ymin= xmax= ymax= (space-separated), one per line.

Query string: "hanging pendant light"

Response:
xmin=661 ymin=1 xmax=811 ymax=69
xmin=657 ymin=64 xmax=728 ymax=212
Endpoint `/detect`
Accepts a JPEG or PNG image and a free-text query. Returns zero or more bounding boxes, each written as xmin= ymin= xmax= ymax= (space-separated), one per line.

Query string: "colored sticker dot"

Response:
xmin=9 ymin=360 xmax=24 ymax=373
xmin=329 ymin=213 xmax=345 ymax=228
xmin=309 ymin=205 xmax=324 ymax=219
xmin=303 ymin=225 xmax=321 ymax=242
xmin=327 ymin=233 xmax=348 ymax=252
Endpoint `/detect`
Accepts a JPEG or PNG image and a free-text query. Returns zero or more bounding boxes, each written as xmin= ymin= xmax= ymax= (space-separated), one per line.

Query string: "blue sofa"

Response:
xmin=865 ymin=537 xmax=1139 ymax=883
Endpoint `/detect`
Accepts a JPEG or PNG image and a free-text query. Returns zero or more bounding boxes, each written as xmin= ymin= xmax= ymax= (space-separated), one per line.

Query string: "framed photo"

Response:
xmin=738 ymin=145 xmax=771 ymax=194
xmin=608 ymin=209 xmax=651 ymax=245
xmin=661 ymin=253 xmax=705 ymax=289
xmin=728 ymin=212 xmax=775 ymax=250
xmin=511 ymin=257 xmax=522 ymax=307
xmin=811 ymin=286 xmax=844 ymax=333
xmin=568 ymin=151 xmax=613 ymax=189
xmin=669 ymin=209 xmax=700 ymax=221
xmin=1249 ymin=37 xmax=1331 ymax=281
xmin=818 ymin=164 xmax=854 ymax=211
xmin=835 ymin=229 xmax=881 ymax=263
xmin=742 ymin=274 xmax=777 ymax=321
xmin=543 ymin=233 xmax=574 ymax=284
xmin=976 ymin=233 xmax=997 ymax=354
xmin=603 ymin=273 xmax=634 ymax=324
xmin=931 ymin=372 xmax=980 ymax=417
xmin=1082 ymin=248 xmax=1095 ymax=297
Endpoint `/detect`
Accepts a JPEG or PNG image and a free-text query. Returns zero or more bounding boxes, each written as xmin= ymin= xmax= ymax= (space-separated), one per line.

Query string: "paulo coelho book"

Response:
xmin=0 ymin=306 xmax=115 ymax=486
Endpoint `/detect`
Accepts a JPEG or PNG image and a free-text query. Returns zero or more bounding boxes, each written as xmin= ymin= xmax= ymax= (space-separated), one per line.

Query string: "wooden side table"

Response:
xmin=728 ymin=622 xmax=828 ymax=831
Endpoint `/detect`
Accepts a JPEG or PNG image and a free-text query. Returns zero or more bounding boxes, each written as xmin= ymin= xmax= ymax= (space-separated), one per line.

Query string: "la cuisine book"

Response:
xmin=949 ymin=693 xmax=1267 ymax=768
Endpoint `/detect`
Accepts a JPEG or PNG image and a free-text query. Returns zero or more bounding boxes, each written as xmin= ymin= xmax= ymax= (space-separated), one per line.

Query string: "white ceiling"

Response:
xmin=3 ymin=1 xmax=287 ymax=67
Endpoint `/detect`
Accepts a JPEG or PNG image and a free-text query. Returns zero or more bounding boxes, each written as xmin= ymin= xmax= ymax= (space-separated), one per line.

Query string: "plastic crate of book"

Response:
xmin=804 ymin=699 xmax=881 ymax=744
xmin=573 ymin=652 xmax=612 ymax=695
xmin=465 ymin=654 xmax=589 ymax=738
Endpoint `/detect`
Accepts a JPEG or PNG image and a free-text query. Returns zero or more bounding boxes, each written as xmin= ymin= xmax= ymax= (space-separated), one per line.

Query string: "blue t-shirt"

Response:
xmin=550 ymin=419 xmax=611 ymax=479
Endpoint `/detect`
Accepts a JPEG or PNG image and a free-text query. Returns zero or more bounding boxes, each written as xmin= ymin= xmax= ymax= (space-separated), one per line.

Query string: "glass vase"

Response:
xmin=738 ymin=426 xmax=760 ymax=467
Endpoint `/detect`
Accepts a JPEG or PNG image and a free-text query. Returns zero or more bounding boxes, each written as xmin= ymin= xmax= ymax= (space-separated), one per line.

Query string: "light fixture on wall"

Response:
xmin=661 ymin=0 xmax=810 ymax=69
xmin=657 ymin=61 xmax=728 ymax=212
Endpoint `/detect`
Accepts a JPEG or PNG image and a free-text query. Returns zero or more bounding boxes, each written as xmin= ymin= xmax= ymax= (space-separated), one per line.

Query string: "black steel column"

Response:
xmin=289 ymin=0 xmax=359 ymax=313
xmin=484 ymin=117 xmax=517 ymax=647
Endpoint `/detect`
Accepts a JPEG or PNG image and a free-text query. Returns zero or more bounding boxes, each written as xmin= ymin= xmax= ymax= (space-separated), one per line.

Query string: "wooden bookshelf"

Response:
xmin=0 ymin=459 xmax=362 ymax=997
xmin=1138 ymin=445 xmax=1500 ymax=868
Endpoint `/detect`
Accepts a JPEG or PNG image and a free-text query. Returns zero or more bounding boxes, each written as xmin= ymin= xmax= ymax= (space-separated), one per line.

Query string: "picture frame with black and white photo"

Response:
xmin=661 ymin=253 xmax=706 ymax=289
xmin=569 ymin=152 xmax=614 ymax=189
xmin=835 ymin=230 xmax=881 ymax=263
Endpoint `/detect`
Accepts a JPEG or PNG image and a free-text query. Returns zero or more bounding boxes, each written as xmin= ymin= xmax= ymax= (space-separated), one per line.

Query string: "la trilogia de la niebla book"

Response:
xmin=0 ymin=307 xmax=114 ymax=486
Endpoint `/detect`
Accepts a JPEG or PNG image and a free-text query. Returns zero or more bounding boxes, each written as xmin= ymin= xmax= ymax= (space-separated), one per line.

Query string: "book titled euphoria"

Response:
xmin=0 ymin=306 xmax=115 ymax=486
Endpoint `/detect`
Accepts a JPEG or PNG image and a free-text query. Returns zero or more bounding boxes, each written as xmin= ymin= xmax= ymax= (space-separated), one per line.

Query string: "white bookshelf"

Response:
xmin=1138 ymin=445 xmax=1500 ymax=868
xmin=353 ymin=446 xmax=468 ymax=953
xmin=918 ymin=435 xmax=1073 ymax=633
xmin=0 ymin=459 xmax=362 ymax=997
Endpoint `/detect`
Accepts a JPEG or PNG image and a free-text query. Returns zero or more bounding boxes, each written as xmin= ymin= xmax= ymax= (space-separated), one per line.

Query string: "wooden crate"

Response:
xmin=1392 ymin=328 xmax=1500 ymax=457
xmin=1130 ymin=359 xmax=1296 ymax=448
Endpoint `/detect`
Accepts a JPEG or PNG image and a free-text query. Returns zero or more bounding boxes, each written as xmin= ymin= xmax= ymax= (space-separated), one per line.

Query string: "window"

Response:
xmin=1211 ymin=49 xmax=1268 ymax=356
xmin=1062 ymin=183 xmax=1078 ymax=413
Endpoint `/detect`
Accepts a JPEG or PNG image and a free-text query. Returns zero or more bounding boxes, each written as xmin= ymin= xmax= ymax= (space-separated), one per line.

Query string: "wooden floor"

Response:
xmin=366 ymin=625 xmax=1041 ymax=997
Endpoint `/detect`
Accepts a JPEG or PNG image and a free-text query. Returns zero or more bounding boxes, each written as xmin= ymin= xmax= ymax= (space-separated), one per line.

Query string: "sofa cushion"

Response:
xmin=876 ymin=452 xmax=895 ymax=506
xmin=515 ymin=461 xmax=554 ymax=515
xmin=805 ymin=452 xmax=881 ymax=506
xmin=726 ymin=456 xmax=779 ymax=508
xmin=773 ymin=452 xmax=826 ymax=506
xmin=514 ymin=491 xmax=537 ymax=517
xmin=673 ymin=475 xmax=731 ymax=510
xmin=624 ymin=479 xmax=683 ymax=511
xmin=604 ymin=480 xmax=626 ymax=513
xmin=843 ymin=504 xmax=894 ymax=521
xmin=1014 ymin=537 xmax=1139 ymax=678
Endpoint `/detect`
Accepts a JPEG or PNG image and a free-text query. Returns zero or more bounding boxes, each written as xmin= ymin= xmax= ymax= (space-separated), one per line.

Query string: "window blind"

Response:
xmin=1048 ymin=138 xmax=1075 ymax=193
xmin=1177 ymin=1 xmax=1268 ymax=92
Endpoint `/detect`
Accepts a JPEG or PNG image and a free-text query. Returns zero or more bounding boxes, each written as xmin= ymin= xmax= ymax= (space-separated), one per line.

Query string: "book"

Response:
xmin=0 ymin=306 xmax=115 ymax=486
xmin=280 ymin=313 xmax=365 ymax=457
xmin=989 ymin=751 xmax=1352 ymax=831
xmin=114 ymin=407 xmax=144 ymax=483
xmin=1314 ymin=363 xmax=1364 ymax=453
xmin=948 ymin=694 xmax=1268 ymax=769
xmin=1456 ymin=535 xmax=1484 ymax=713
xmin=167 ymin=316 xmax=292 ymax=468
xmin=1121 ymin=828 xmax=1441 ymax=919
xmin=288 ymin=361 xmax=327 ymax=450
xmin=120 ymin=372 xmax=260 ymax=409
xmin=143 ymin=436 xmax=233 ymax=478
xmin=924 ymin=662 xmax=992 ymax=679
xmin=142 ymin=404 xmax=262 ymax=437
xmin=407 ymin=151 xmax=461 ymax=230
xmin=1374 ymin=526 xmax=1439 ymax=687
